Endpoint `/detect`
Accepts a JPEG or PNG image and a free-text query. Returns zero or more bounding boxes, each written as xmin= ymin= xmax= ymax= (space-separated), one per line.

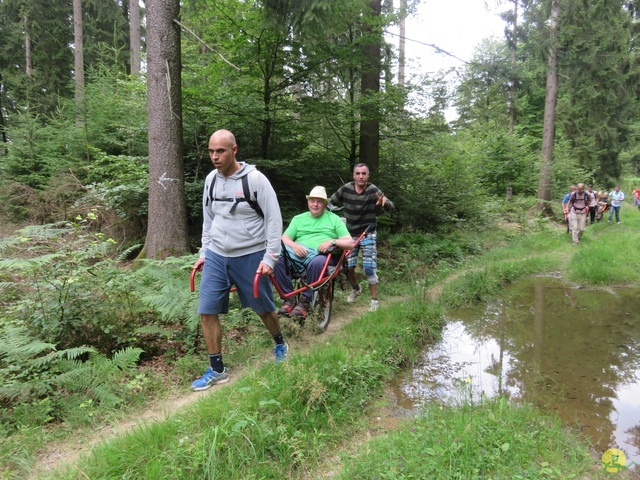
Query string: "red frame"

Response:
xmin=190 ymin=227 xmax=371 ymax=299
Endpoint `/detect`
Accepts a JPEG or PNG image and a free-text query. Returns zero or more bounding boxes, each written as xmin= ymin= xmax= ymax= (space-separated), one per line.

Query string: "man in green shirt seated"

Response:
xmin=275 ymin=186 xmax=355 ymax=318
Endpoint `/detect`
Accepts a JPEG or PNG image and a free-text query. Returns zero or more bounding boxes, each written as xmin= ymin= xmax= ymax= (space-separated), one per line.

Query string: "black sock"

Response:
xmin=273 ymin=332 xmax=285 ymax=346
xmin=208 ymin=353 xmax=224 ymax=373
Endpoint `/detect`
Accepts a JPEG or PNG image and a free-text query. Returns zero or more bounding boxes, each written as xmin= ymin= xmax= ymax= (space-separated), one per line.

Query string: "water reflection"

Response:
xmin=394 ymin=277 xmax=640 ymax=469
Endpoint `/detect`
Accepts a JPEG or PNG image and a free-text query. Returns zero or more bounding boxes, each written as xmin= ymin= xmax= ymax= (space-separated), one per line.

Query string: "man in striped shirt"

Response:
xmin=329 ymin=163 xmax=394 ymax=311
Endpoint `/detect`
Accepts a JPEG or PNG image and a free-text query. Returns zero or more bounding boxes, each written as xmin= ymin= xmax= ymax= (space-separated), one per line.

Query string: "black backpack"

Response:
xmin=569 ymin=191 xmax=591 ymax=212
xmin=205 ymin=170 xmax=263 ymax=218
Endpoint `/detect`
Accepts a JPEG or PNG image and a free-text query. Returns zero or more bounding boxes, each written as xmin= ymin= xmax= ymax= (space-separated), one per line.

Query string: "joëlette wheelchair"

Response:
xmin=190 ymin=225 xmax=371 ymax=332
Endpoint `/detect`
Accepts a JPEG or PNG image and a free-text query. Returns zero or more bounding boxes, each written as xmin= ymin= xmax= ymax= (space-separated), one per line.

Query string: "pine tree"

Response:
xmin=143 ymin=0 xmax=190 ymax=259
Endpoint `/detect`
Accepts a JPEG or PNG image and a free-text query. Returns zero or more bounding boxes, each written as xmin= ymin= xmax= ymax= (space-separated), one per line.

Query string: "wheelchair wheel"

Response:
xmin=315 ymin=280 xmax=334 ymax=332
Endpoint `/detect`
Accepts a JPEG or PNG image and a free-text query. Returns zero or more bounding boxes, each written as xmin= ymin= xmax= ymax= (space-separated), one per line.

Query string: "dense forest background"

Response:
xmin=3 ymin=0 xmax=640 ymax=253
xmin=2 ymin=0 xmax=640 ymax=441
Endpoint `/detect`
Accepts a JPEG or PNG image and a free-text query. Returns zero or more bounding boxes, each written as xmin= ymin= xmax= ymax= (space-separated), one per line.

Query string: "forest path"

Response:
xmin=30 ymin=294 xmax=381 ymax=478
xmin=30 ymin=223 xmax=575 ymax=478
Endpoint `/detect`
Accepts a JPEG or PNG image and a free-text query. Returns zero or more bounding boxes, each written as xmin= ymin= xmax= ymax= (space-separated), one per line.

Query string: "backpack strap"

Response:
xmin=206 ymin=170 xmax=263 ymax=218
xmin=569 ymin=191 xmax=589 ymax=212
xmin=205 ymin=173 xmax=217 ymax=207
xmin=241 ymin=172 xmax=263 ymax=218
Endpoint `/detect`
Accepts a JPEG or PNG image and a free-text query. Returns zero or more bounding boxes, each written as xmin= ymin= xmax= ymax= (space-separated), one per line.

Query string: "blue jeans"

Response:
xmin=275 ymin=254 xmax=337 ymax=301
xmin=608 ymin=206 xmax=621 ymax=222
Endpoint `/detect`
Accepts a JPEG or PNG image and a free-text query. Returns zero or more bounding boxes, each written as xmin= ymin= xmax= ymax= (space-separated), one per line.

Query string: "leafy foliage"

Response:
xmin=0 ymin=325 xmax=142 ymax=429
xmin=132 ymin=256 xmax=203 ymax=351
xmin=384 ymin=133 xmax=485 ymax=232
xmin=0 ymin=220 xmax=150 ymax=352
xmin=80 ymin=150 xmax=150 ymax=243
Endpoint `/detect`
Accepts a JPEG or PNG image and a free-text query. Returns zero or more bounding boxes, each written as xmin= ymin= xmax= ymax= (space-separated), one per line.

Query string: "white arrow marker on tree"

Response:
xmin=158 ymin=172 xmax=178 ymax=190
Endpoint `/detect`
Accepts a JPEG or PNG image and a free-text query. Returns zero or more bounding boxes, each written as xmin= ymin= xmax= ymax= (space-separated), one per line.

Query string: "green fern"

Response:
xmin=0 ymin=326 xmax=142 ymax=411
xmin=54 ymin=347 xmax=143 ymax=407
xmin=0 ymin=221 xmax=151 ymax=351
xmin=0 ymin=326 xmax=57 ymax=359
xmin=116 ymin=244 xmax=142 ymax=262
xmin=0 ymin=327 xmax=94 ymax=402
xmin=0 ymin=235 xmax=20 ymax=255
xmin=0 ymin=253 xmax=66 ymax=272
xmin=109 ymin=346 xmax=144 ymax=371
xmin=134 ymin=256 xmax=201 ymax=332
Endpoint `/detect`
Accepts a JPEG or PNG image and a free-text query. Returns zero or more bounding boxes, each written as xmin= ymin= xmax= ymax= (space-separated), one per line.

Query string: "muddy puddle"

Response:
xmin=393 ymin=277 xmax=640 ymax=470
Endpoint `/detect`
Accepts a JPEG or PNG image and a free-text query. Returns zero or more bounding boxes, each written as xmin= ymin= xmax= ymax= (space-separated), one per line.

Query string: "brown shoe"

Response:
xmin=278 ymin=298 xmax=296 ymax=316
xmin=291 ymin=297 xmax=311 ymax=318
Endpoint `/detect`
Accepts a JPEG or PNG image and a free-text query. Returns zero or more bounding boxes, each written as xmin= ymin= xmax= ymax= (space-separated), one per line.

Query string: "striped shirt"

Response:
xmin=330 ymin=182 xmax=386 ymax=235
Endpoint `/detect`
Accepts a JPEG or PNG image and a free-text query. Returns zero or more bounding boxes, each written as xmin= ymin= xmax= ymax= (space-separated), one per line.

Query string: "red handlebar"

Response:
xmin=254 ymin=273 xmax=261 ymax=298
xmin=191 ymin=225 xmax=372 ymax=296
xmin=190 ymin=264 xmax=203 ymax=292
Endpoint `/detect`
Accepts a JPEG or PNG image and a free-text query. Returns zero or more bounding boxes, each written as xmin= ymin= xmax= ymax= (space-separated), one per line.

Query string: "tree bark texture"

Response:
xmin=73 ymin=0 xmax=85 ymax=123
xmin=506 ymin=0 xmax=517 ymax=201
xmin=130 ymin=0 xmax=141 ymax=77
xmin=398 ymin=0 xmax=406 ymax=87
xmin=536 ymin=0 xmax=558 ymax=215
xmin=24 ymin=15 xmax=32 ymax=78
xmin=359 ymin=0 xmax=381 ymax=179
xmin=0 ymin=74 xmax=7 ymax=150
xmin=144 ymin=0 xmax=190 ymax=259
xmin=507 ymin=0 xmax=517 ymax=135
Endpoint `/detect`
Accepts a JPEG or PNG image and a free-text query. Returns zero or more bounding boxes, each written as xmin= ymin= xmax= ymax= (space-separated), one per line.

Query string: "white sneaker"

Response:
xmin=347 ymin=285 xmax=362 ymax=303
xmin=369 ymin=299 xmax=379 ymax=312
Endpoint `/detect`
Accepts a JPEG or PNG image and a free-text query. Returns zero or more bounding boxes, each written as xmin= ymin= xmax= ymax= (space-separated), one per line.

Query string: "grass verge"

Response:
xmin=340 ymin=397 xmax=593 ymax=479
xmin=50 ymin=301 xmax=444 ymax=479
xmin=21 ymin=207 xmax=640 ymax=479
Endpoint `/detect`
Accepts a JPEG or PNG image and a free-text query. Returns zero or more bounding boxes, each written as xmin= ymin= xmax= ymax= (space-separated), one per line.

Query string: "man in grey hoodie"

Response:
xmin=191 ymin=129 xmax=286 ymax=391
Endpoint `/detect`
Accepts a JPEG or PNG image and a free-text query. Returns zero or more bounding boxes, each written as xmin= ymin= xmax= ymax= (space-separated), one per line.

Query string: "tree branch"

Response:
xmin=173 ymin=19 xmax=241 ymax=71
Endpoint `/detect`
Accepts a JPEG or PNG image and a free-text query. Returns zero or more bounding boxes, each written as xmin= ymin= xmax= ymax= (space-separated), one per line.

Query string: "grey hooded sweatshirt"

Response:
xmin=200 ymin=163 xmax=282 ymax=269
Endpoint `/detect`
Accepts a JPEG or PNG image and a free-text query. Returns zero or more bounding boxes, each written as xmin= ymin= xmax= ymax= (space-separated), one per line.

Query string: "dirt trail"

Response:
xmin=30 ymin=298 xmax=375 ymax=478
xmin=30 ymin=225 xmax=587 ymax=478
xmin=27 ymin=226 xmax=567 ymax=478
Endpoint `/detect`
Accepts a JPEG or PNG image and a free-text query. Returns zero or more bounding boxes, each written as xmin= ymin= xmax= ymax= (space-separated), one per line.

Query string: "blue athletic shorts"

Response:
xmin=198 ymin=249 xmax=275 ymax=315
xmin=346 ymin=231 xmax=377 ymax=270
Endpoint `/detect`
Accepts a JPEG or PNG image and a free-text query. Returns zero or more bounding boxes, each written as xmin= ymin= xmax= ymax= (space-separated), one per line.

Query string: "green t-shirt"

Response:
xmin=284 ymin=210 xmax=350 ymax=250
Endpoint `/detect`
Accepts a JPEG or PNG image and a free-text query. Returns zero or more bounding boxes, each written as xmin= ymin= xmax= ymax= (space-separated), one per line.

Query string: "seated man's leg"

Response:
xmin=274 ymin=256 xmax=297 ymax=315
xmin=291 ymin=254 xmax=329 ymax=318
xmin=303 ymin=254 xmax=330 ymax=301
xmin=274 ymin=256 xmax=295 ymax=296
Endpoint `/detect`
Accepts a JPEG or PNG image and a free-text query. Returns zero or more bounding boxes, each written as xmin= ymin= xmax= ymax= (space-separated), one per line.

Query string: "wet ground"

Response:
xmin=393 ymin=276 xmax=640 ymax=471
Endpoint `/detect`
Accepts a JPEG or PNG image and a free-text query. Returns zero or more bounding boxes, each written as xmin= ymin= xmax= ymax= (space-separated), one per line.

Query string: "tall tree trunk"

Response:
xmin=398 ymin=0 xmax=406 ymax=88
xmin=536 ymin=0 xmax=559 ymax=215
xmin=130 ymin=0 xmax=141 ymax=77
xmin=73 ymin=0 xmax=85 ymax=124
xmin=506 ymin=0 xmax=518 ymax=201
xmin=349 ymin=64 xmax=358 ymax=170
xmin=24 ymin=15 xmax=32 ymax=78
xmin=261 ymin=78 xmax=272 ymax=159
xmin=0 ymin=74 xmax=7 ymax=152
xmin=359 ymin=0 xmax=381 ymax=179
xmin=143 ymin=0 xmax=190 ymax=259
xmin=507 ymin=0 xmax=518 ymax=135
